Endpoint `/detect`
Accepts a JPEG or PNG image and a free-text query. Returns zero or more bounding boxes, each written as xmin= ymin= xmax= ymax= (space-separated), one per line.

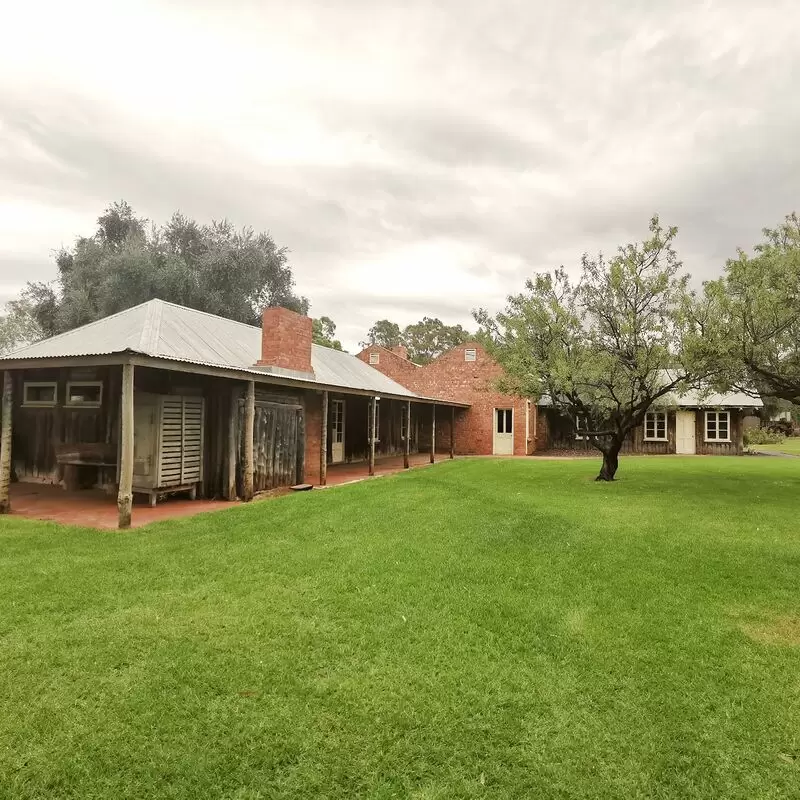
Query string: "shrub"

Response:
xmin=744 ymin=428 xmax=786 ymax=446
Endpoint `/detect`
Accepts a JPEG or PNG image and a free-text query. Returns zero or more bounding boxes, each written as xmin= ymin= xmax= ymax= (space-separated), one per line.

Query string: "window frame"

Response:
xmin=704 ymin=410 xmax=731 ymax=443
xmin=464 ymin=348 xmax=477 ymax=362
xmin=574 ymin=416 xmax=588 ymax=440
xmin=368 ymin=352 xmax=380 ymax=365
xmin=65 ymin=381 xmax=103 ymax=408
xmin=643 ymin=411 xmax=668 ymax=442
xmin=22 ymin=381 xmax=58 ymax=408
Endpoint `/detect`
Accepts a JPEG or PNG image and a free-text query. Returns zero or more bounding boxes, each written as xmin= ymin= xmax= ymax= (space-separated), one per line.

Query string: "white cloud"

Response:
xmin=2 ymin=0 xmax=800 ymax=352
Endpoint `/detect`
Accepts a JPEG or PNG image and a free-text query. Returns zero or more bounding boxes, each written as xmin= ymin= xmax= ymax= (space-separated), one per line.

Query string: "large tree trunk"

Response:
xmin=596 ymin=441 xmax=621 ymax=482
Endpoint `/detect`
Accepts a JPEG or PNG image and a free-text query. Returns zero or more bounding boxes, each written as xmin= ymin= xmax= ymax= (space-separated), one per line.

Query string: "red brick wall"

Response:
xmin=303 ymin=390 xmax=323 ymax=484
xmin=356 ymin=346 xmax=424 ymax=392
xmin=257 ymin=307 xmax=313 ymax=374
xmin=358 ymin=341 xmax=536 ymax=456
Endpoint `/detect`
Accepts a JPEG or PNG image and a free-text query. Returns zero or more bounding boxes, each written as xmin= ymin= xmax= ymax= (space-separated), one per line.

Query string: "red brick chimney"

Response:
xmin=257 ymin=306 xmax=314 ymax=374
xmin=391 ymin=345 xmax=409 ymax=360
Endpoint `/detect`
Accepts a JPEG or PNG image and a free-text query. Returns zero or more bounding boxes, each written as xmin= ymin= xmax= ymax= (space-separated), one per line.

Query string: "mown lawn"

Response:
xmin=1 ymin=457 xmax=800 ymax=799
xmin=751 ymin=437 xmax=800 ymax=456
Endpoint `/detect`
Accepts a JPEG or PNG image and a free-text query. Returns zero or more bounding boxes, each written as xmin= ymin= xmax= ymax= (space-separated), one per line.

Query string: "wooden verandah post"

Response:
xmin=243 ymin=380 xmax=255 ymax=501
xmin=404 ymin=400 xmax=411 ymax=469
xmin=368 ymin=396 xmax=377 ymax=476
xmin=117 ymin=362 xmax=134 ymax=529
xmin=450 ymin=406 xmax=455 ymax=459
xmin=320 ymin=391 xmax=328 ymax=486
xmin=430 ymin=403 xmax=436 ymax=464
xmin=0 ymin=371 xmax=13 ymax=514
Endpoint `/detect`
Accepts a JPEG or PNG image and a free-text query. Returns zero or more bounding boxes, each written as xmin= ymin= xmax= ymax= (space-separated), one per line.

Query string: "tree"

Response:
xmin=402 ymin=317 xmax=470 ymax=364
xmin=312 ymin=316 xmax=343 ymax=350
xmin=0 ymin=295 xmax=43 ymax=354
xmin=703 ymin=213 xmax=800 ymax=403
xmin=362 ymin=320 xmax=402 ymax=350
xmin=25 ymin=202 xmax=308 ymax=334
xmin=475 ymin=216 xmax=706 ymax=481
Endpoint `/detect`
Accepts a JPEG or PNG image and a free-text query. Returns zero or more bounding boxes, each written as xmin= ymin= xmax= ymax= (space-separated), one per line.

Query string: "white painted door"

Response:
xmin=331 ymin=399 xmax=345 ymax=463
xmin=493 ymin=408 xmax=514 ymax=455
xmin=675 ymin=410 xmax=696 ymax=454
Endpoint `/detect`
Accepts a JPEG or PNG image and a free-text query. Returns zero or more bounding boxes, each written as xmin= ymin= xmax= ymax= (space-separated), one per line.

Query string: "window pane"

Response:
xmin=645 ymin=415 xmax=654 ymax=437
xmin=25 ymin=384 xmax=56 ymax=404
xmin=657 ymin=416 xmax=666 ymax=438
xmin=68 ymin=384 xmax=101 ymax=404
xmin=496 ymin=410 xmax=503 ymax=433
xmin=505 ymin=410 xmax=512 ymax=432
xmin=719 ymin=414 xmax=729 ymax=438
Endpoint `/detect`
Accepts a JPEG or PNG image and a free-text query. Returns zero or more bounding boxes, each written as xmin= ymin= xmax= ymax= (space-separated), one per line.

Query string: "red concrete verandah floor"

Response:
xmin=4 ymin=453 xmax=448 ymax=530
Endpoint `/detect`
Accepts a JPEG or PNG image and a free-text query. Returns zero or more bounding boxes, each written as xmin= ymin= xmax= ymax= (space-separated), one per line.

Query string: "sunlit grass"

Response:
xmin=1 ymin=456 xmax=799 ymax=799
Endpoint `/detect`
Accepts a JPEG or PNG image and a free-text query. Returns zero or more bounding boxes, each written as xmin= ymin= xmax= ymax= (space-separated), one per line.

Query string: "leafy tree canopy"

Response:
xmin=312 ymin=316 xmax=343 ymax=351
xmin=25 ymin=201 xmax=308 ymax=338
xmin=0 ymin=295 xmax=43 ymax=355
xmin=402 ymin=317 xmax=470 ymax=364
xmin=361 ymin=317 xmax=469 ymax=364
xmin=475 ymin=216 xmax=708 ymax=481
xmin=701 ymin=213 xmax=800 ymax=404
xmin=361 ymin=320 xmax=403 ymax=350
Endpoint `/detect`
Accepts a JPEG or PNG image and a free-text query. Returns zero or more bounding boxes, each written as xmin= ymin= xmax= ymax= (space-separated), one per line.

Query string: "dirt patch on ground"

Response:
xmin=740 ymin=616 xmax=800 ymax=647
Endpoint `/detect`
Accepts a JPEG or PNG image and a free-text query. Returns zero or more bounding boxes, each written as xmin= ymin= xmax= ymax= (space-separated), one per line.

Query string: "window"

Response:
xmin=66 ymin=381 xmax=103 ymax=407
xmin=400 ymin=406 xmax=408 ymax=440
xmin=644 ymin=411 xmax=668 ymax=441
xmin=464 ymin=348 xmax=477 ymax=362
xmin=495 ymin=408 xmax=513 ymax=434
xmin=369 ymin=399 xmax=380 ymax=442
xmin=369 ymin=352 xmax=380 ymax=365
xmin=575 ymin=416 xmax=588 ymax=440
xmin=705 ymin=410 xmax=730 ymax=442
xmin=332 ymin=400 xmax=344 ymax=444
xmin=23 ymin=382 xmax=57 ymax=407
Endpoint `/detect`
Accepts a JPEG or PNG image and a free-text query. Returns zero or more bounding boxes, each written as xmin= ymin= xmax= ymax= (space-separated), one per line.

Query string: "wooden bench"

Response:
xmin=56 ymin=444 xmax=117 ymax=491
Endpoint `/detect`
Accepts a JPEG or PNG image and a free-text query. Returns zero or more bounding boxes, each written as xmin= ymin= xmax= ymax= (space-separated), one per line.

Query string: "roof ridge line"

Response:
xmin=139 ymin=298 xmax=164 ymax=355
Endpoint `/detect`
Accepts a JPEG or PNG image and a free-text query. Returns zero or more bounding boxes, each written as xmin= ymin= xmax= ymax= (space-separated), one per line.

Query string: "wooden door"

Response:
xmin=243 ymin=401 xmax=301 ymax=491
xmin=493 ymin=408 xmax=514 ymax=455
xmin=331 ymin=399 xmax=345 ymax=463
xmin=675 ymin=410 xmax=696 ymax=454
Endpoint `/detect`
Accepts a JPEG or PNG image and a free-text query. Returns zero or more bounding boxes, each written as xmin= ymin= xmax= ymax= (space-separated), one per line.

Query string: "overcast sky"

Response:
xmin=2 ymin=1 xmax=799 ymax=351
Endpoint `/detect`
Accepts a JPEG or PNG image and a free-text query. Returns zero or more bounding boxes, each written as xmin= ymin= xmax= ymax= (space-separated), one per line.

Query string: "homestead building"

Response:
xmin=0 ymin=301 xmax=761 ymax=528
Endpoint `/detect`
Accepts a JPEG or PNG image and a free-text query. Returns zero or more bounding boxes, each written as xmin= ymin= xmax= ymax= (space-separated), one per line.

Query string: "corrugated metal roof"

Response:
xmin=1 ymin=299 xmax=426 ymax=400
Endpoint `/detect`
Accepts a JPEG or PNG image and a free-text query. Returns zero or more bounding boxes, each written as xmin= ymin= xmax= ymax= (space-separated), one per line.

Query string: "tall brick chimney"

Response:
xmin=257 ymin=306 xmax=314 ymax=375
xmin=391 ymin=345 xmax=409 ymax=360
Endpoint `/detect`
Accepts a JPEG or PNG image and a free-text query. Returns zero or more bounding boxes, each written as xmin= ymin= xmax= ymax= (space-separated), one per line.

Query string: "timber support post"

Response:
xmin=450 ymin=406 xmax=455 ymax=459
xmin=404 ymin=400 xmax=411 ymax=469
xmin=320 ymin=391 xmax=328 ymax=486
xmin=368 ymin=396 xmax=377 ymax=476
xmin=117 ymin=362 xmax=134 ymax=529
xmin=0 ymin=371 xmax=13 ymax=514
xmin=243 ymin=380 xmax=255 ymax=501
xmin=226 ymin=385 xmax=239 ymax=500
xmin=430 ymin=404 xmax=436 ymax=464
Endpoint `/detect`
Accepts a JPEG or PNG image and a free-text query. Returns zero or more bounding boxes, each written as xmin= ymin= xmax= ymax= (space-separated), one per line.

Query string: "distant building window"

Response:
xmin=644 ymin=412 xmax=667 ymax=441
xmin=66 ymin=381 xmax=103 ymax=407
xmin=369 ymin=352 xmax=379 ymax=365
xmin=705 ymin=410 xmax=730 ymax=442
xmin=464 ymin=348 xmax=477 ymax=362
xmin=23 ymin=382 xmax=57 ymax=407
xmin=574 ymin=416 xmax=588 ymax=440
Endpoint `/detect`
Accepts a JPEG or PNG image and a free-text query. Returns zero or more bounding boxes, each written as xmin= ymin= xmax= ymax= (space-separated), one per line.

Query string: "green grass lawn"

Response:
xmin=750 ymin=437 xmax=800 ymax=456
xmin=2 ymin=457 xmax=800 ymax=799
